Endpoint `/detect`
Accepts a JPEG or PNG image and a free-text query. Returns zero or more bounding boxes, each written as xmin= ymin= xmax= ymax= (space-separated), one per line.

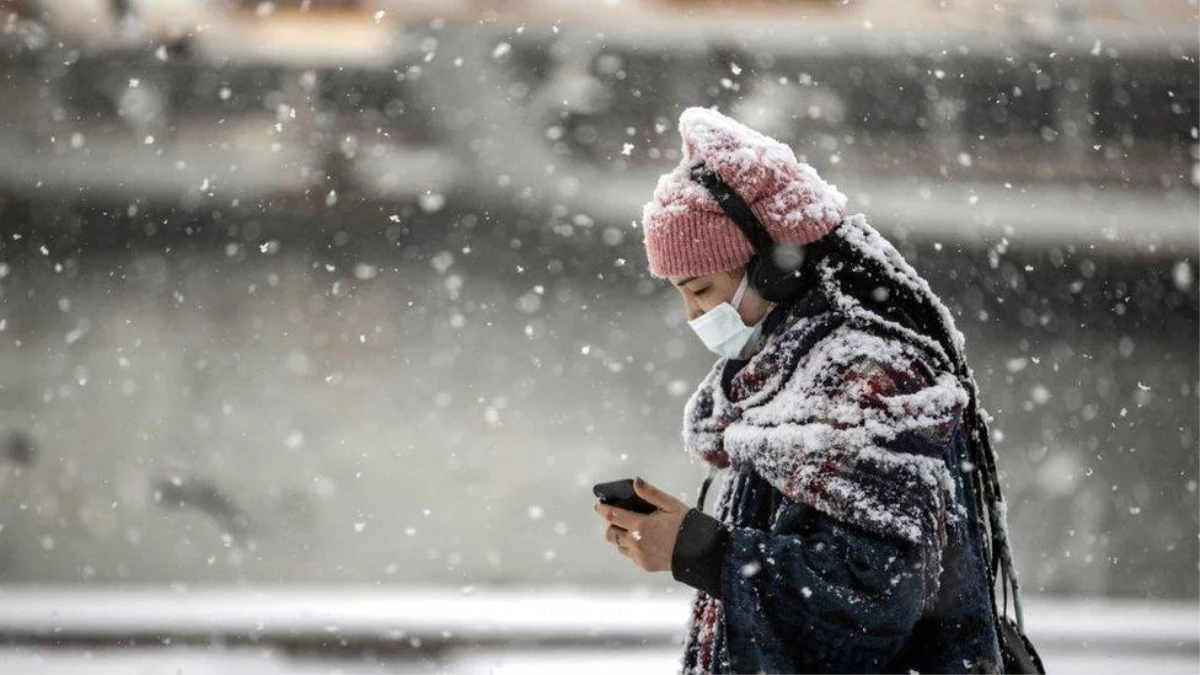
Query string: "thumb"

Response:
xmin=633 ymin=476 xmax=677 ymax=511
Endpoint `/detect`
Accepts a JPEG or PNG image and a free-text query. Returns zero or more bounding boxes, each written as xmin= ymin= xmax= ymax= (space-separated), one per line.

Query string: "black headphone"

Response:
xmin=688 ymin=162 xmax=810 ymax=302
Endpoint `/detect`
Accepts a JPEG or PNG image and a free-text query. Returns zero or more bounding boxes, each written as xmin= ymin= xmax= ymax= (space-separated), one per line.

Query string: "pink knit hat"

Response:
xmin=640 ymin=107 xmax=847 ymax=279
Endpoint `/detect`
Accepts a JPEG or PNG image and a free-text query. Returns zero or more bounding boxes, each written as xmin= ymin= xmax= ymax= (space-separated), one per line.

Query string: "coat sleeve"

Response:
xmin=672 ymin=507 xmax=730 ymax=599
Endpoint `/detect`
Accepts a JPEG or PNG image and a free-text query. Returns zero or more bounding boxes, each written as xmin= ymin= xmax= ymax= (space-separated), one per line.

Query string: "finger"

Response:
xmin=598 ymin=504 xmax=639 ymax=530
xmin=632 ymin=476 xmax=677 ymax=511
xmin=604 ymin=524 xmax=626 ymax=545
xmin=627 ymin=546 xmax=645 ymax=568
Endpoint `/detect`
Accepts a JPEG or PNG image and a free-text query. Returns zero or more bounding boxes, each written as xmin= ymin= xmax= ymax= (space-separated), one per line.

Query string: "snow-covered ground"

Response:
xmin=1 ymin=644 xmax=1197 ymax=675
xmin=0 ymin=587 xmax=1194 ymax=673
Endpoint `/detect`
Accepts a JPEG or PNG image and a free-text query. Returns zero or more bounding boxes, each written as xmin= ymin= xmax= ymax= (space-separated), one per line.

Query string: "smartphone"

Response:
xmin=593 ymin=478 xmax=658 ymax=514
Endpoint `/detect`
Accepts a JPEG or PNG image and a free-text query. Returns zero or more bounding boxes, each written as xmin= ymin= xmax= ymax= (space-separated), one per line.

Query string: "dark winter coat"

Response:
xmin=670 ymin=228 xmax=1004 ymax=673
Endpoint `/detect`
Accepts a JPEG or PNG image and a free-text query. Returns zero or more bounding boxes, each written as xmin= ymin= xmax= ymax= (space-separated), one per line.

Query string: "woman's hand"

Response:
xmin=594 ymin=477 xmax=690 ymax=573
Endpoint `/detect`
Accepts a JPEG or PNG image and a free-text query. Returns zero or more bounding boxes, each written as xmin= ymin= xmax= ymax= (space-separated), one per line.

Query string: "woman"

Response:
xmin=593 ymin=107 xmax=1030 ymax=673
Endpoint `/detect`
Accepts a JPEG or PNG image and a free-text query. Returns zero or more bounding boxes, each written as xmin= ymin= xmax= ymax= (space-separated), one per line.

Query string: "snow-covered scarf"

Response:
xmin=680 ymin=214 xmax=976 ymax=673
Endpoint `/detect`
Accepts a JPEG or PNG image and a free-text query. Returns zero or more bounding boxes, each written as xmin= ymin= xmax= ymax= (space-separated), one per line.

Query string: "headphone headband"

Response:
xmin=688 ymin=162 xmax=776 ymax=257
xmin=688 ymin=161 xmax=809 ymax=303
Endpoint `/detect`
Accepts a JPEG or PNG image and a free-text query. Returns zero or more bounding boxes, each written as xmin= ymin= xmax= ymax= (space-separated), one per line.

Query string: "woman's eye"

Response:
xmin=694 ymin=288 xmax=708 ymax=296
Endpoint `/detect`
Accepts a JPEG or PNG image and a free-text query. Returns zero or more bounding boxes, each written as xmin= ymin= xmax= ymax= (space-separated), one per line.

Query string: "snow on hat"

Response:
xmin=640 ymin=106 xmax=848 ymax=279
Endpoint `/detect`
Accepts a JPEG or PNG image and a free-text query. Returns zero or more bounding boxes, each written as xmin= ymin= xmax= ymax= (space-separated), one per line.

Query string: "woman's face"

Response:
xmin=668 ymin=268 xmax=772 ymax=325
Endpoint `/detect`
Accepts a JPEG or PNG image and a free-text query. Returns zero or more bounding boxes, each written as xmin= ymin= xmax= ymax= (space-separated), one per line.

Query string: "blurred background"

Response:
xmin=0 ymin=0 xmax=1196 ymax=672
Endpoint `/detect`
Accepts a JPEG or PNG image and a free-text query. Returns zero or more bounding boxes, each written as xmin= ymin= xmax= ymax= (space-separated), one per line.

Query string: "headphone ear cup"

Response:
xmin=745 ymin=257 xmax=760 ymax=289
xmin=743 ymin=253 xmax=765 ymax=295
xmin=750 ymin=262 xmax=777 ymax=300
xmin=748 ymin=257 xmax=782 ymax=302
xmin=752 ymin=246 xmax=810 ymax=302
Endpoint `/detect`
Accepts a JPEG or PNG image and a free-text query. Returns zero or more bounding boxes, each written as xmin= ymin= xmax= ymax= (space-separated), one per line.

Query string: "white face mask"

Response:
xmin=687 ymin=272 xmax=766 ymax=360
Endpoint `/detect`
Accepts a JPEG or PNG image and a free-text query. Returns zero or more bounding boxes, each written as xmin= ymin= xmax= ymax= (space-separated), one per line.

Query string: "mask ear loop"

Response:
xmin=731 ymin=270 xmax=751 ymax=312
